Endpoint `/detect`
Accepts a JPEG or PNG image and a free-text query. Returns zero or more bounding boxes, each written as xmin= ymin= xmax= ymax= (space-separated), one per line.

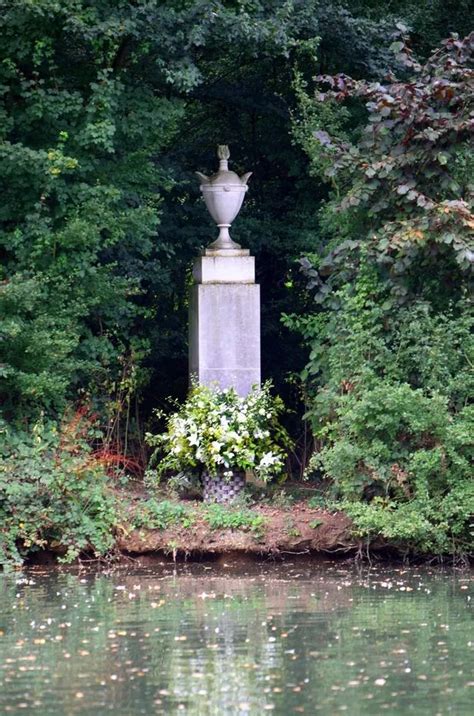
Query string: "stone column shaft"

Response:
xmin=189 ymin=249 xmax=260 ymax=396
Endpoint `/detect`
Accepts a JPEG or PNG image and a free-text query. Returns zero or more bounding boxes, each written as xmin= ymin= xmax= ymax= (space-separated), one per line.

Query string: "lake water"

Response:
xmin=0 ymin=559 xmax=472 ymax=715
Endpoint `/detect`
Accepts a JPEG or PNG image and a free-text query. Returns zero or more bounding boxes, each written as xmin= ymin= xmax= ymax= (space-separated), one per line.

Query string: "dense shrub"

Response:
xmin=288 ymin=275 xmax=473 ymax=555
xmin=146 ymin=382 xmax=291 ymax=484
xmin=288 ymin=31 xmax=474 ymax=556
xmin=1 ymin=5 xmax=472 ymax=561
xmin=0 ymin=414 xmax=118 ymax=567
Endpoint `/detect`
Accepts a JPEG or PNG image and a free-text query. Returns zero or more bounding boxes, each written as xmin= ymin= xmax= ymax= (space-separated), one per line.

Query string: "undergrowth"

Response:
xmin=131 ymin=499 xmax=193 ymax=530
xmin=201 ymin=503 xmax=266 ymax=534
xmin=0 ymin=413 xmax=118 ymax=567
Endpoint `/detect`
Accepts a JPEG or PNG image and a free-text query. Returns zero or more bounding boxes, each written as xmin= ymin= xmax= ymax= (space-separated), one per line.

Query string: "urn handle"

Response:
xmin=195 ymin=171 xmax=210 ymax=184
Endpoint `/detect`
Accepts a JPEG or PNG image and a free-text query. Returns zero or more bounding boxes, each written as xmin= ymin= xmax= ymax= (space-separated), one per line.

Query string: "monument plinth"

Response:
xmin=189 ymin=146 xmax=260 ymax=396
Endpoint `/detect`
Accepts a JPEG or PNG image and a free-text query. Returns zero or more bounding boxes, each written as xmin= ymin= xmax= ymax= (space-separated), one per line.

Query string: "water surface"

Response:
xmin=0 ymin=560 xmax=472 ymax=714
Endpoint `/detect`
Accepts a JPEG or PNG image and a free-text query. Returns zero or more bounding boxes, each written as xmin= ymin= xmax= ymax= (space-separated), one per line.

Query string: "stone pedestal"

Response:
xmin=189 ymin=248 xmax=260 ymax=396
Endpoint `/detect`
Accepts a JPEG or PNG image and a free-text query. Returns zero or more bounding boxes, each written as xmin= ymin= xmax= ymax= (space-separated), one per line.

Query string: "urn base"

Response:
xmin=202 ymin=472 xmax=246 ymax=504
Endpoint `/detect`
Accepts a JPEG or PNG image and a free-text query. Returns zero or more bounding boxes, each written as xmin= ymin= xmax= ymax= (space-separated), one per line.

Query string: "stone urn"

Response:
xmin=196 ymin=145 xmax=252 ymax=251
xmin=202 ymin=470 xmax=246 ymax=504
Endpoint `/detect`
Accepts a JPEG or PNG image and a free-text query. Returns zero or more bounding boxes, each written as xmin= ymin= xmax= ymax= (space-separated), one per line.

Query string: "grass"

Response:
xmin=131 ymin=498 xmax=266 ymax=536
xmin=202 ymin=503 xmax=266 ymax=534
xmin=132 ymin=499 xmax=193 ymax=530
xmin=308 ymin=494 xmax=330 ymax=509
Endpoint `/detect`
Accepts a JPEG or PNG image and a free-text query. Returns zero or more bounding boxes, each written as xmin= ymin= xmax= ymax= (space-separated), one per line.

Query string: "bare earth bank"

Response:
xmin=117 ymin=503 xmax=355 ymax=558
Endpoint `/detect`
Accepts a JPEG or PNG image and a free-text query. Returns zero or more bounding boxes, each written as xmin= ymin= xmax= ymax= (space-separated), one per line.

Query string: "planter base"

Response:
xmin=202 ymin=472 xmax=246 ymax=504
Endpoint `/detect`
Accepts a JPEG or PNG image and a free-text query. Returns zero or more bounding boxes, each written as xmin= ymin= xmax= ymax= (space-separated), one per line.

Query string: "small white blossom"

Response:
xmin=148 ymin=381 xmax=288 ymax=483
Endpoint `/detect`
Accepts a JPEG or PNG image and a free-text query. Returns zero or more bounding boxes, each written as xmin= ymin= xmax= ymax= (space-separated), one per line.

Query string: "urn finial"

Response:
xmin=217 ymin=145 xmax=230 ymax=161
xmin=196 ymin=145 xmax=251 ymax=252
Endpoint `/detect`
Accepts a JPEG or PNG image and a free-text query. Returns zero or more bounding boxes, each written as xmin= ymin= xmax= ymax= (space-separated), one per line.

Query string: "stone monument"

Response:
xmin=189 ymin=145 xmax=260 ymax=396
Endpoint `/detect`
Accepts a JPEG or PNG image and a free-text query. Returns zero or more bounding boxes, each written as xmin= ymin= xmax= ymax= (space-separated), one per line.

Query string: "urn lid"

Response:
xmin=196 ymin=145 xmax=251 ymax=187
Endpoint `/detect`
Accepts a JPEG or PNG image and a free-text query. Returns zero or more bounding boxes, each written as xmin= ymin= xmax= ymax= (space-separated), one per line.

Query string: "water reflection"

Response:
xmin=0 ymin=561 xmax=472 ymax=714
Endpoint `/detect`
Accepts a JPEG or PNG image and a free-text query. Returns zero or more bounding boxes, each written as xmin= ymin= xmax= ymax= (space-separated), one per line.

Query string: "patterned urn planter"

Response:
xmin=202 ymin=471 xmax=246 ymax=504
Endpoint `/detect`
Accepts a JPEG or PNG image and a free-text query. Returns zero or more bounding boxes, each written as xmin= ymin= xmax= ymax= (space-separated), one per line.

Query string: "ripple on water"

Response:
xmin=0 ymin=561 xmax=472 ymax=715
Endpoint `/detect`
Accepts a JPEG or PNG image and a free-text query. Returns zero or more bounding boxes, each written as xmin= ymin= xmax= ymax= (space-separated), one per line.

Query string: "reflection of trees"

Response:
xmin=0 ymin=567 xmax=471 ymax=714
xmin=0 ymin=568 xmax=351 ymax=714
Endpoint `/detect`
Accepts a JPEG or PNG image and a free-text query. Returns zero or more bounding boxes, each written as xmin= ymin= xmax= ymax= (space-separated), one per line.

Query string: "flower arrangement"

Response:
xmin=146 ymin=381 xmax=290 ymax=484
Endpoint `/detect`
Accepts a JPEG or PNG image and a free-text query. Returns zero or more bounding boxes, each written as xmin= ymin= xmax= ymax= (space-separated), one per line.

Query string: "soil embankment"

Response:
xmin=117 ymin=503 xmax=355 ymax=558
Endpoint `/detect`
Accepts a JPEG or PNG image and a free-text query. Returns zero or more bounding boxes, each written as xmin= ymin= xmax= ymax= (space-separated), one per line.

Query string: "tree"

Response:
xmin=286 ymin=32 xmax=474 ymax=554
xmin=1 ymin=1 xmax=471 ymax=442
xmin=294 ymin=31 xmax=473 ymax=305
xmin=0 ymin=1 xmax=187 ymax=419
xmin=0 ymin=0 xmax=305 ymax=421
xmin=0 ymin=0 xmax=408 ymax=427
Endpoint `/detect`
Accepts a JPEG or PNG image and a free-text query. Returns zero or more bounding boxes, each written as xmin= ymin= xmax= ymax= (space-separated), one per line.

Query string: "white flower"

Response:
xmin=149 ymin=380 xmax=288 ymax=482
xmin=259 ymin=451 xmax=280 ymax=467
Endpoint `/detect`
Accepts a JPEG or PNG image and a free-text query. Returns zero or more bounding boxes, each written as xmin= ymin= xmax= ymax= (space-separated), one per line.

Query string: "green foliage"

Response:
xmin=131 ymin=499 xmax=193 ymax=530
xmin=128 ymin=497 xmax=266 ymax=536
xmin=146 ymin=381 xmax=291 ymax=483
xmin=314 ymin=381 xmax=472 ymax=496
xmin=284 ymin=517 xmax=301 ymax=538
xmin=292 ymin=278 xmax=473 ymax=555
xmin=268 ymin=489 xmax=296 ymax=509
xmin=0 ymin=0 xmax=188 ymax=419
xmin=130 ymin=497 xmax=266 ymax=535
xmin=1 ymin=0 xmax=388 ymax=422
xmin=294 ymin=32 xmax=473 ymax=305
xmin=0 ymin=416 xmax=118 ymax=566
xmin=2 ymin=1 xmax=468 ymax=421
xmin=2 ymin=3 xmax=472 ymax=559
xmin=202 ymin=503 xmax=266 ymax=534
xmin=289 ymin=31 xmax=474 ymax=556
xmin=131 ymin=1 xmax=448 ymax=422
xmin=307 ymin=494 xmax=330 ymax=509
xmin=340 ymin=474 xmax=474 ymax=554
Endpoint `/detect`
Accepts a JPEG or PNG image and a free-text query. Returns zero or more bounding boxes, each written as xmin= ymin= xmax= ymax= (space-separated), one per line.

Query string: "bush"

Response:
xmin=289 ymin=33 xmax=474 ymax=556
xmin=0 ymin=414 xmax=118 ymax=567
xmin=298 ymin=285 xmax=474 ymax=555
xmin=202 ymin=503 xmax=266 ymax=534
xmin=131 ymin=499 xmax=192 ymax=530
xmin=146 ymin=381 xmax=291 ymax=484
